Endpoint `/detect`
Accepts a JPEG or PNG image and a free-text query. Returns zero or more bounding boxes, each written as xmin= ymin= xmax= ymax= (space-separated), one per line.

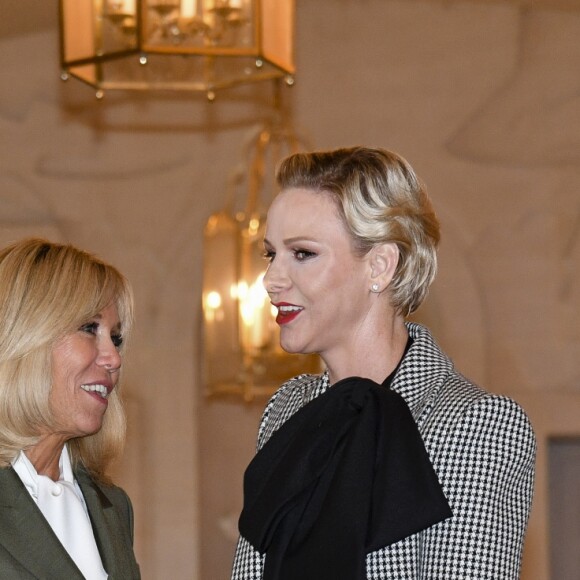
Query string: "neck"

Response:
xmin=324 ymin=314 xmax=409 ymax=385
xmin=25 ymin=435 xmax=68 ymax=481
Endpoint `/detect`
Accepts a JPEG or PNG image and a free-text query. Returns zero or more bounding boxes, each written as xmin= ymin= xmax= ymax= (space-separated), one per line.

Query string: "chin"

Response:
xmin=280 ymin=339 xmax=312 ymax=356
xmin=279 ymin=328 xmax=317 ymax=355
xmin=78 ymin=421 xmax=105 ymax=437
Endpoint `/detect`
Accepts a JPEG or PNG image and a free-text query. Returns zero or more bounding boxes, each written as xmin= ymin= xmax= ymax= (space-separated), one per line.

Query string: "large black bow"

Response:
xmin=239 ymin=376 xmax=452 ymax=580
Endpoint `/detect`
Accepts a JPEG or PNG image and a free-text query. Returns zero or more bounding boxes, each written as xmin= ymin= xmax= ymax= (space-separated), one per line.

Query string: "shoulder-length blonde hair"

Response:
xmin=0 ymin=238 xmax=134 ymax=483
xmin=276 ymin=147 xmax=441 ymax=316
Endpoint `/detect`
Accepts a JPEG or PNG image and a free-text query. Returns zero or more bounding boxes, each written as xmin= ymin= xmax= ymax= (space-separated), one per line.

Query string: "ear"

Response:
xmin=369 ymin=243 xmax=399 ymax=292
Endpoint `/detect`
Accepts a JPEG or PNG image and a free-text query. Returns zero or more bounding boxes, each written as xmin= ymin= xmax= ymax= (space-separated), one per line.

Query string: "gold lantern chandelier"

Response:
xmin=58 ymin=0 xmax=295 ymax=100
xmin=202 ymin=118 xmax=321 ymax=401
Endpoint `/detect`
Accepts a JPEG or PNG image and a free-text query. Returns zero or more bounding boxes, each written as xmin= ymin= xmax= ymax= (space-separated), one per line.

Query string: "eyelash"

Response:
xmin=79 ymin=322 xmax=123 ymax=348
xmin=263 ymin=249 xmax=316 ymax=262
xmin=294 ymin=249 xmax=316 ymax=261
xmin=80 ymin=322 xmax=98 ymax=335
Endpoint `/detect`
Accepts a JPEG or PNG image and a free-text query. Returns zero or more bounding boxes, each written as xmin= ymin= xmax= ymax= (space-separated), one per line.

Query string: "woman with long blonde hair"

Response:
xmin=0 ymin=238 xmax=140 ymax=579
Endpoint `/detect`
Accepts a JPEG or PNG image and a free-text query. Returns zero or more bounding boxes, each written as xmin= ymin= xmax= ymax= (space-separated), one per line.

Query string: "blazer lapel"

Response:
xmin=76 ymin=470 xmax=137 ymax=579
xmin=0 ymin=467 xmax=84 ymax=579
xmin=393 ymin=323 xmax=454 ymax=425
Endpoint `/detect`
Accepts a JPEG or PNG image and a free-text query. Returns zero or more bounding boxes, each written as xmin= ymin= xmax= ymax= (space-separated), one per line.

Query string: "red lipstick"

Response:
xmin=274 ymin=302 xmax=303 ymax=325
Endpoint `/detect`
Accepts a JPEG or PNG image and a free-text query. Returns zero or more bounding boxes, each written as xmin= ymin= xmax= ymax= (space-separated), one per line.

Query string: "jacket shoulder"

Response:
xmin=257 ymin=373 xmax=324 ymax=450
xmin=95 ymin=479 xmax=135 ymax=533
xmin=423 ymin=370 xmax=536 ymax=472
xmin=97 ymin=481 xmax=133 ymax=514
xmin=76 ymin=470 xmax=136 ymax=542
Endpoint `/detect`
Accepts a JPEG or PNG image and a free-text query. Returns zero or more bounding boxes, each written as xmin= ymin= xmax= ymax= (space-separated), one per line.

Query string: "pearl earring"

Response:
xmin=371 ymin=283 xmax=380 ymax=292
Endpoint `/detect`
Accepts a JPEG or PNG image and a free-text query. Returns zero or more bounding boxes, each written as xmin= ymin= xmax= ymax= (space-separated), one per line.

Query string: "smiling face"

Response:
xmin=48 ymin=303 xmax=123 ymax=441
xmin=263 ymin=187 xmax=375 ymax=364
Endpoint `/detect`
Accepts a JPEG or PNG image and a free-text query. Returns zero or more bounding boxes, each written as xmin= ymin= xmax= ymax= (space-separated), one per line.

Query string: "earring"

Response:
xmin=371 ymin=283 xmax=380 ymax=292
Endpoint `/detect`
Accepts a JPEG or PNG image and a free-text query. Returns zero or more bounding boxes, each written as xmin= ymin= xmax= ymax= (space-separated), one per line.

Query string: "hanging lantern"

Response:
xmin=58 ymin=0 xmax=295 ymax=100
xmin=202 ymin=122 xmax=321 ymax=401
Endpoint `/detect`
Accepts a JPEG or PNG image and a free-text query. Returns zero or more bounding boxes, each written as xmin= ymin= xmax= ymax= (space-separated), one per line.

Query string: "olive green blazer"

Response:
xmin=0 ymin=466 xmax=140 ymax=579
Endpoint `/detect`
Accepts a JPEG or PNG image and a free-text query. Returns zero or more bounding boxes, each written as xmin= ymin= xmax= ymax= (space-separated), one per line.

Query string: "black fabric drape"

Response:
xmin=239 ymin=374 xmax=452 ymax=580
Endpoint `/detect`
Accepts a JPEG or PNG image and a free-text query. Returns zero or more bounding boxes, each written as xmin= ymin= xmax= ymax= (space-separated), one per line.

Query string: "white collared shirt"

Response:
xmin=12 ymin=445 xmax=108 ymax=579
xmin=13 ymin=445 xmax=87 ymax=512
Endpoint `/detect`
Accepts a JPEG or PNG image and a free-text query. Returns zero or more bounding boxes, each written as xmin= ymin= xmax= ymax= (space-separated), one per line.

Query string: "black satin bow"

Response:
xmin=239 ymin=376 xmax=452 ymax=580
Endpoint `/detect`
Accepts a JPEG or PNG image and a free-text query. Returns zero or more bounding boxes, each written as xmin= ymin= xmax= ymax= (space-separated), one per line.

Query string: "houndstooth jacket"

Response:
xmin=231 ymin=322 xmax=536 ymax=580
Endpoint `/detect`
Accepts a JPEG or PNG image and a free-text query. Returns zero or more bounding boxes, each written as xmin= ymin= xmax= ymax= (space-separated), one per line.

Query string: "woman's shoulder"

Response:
xmin=405 ymin=324 xmax=534 ymax=441
xmin=439 ymin=367 xmax=531 ymax=422
xmin=85 ymin=475 xmax=136 ymax=540
xmin=97 ymin=479 xmax=132 ymax=505
xmin=425 ymin=368 xmax=536 ymax=462
xmin=76 ymin=468 xmax=133 ymax=513
xmin=405 ymin=323 xmax=529 ymax=410
xmin=257 ymin=373 xmax=326 ymax=450
xmin=276 ymin=372 xmax=326 ymax=399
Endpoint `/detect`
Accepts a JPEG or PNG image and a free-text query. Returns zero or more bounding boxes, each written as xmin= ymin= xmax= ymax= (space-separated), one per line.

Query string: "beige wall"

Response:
xmin=0 ymin=1 xmax=578 ymax=578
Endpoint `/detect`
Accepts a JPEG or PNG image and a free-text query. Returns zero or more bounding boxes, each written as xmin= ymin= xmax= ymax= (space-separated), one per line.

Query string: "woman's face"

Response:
xmin=264 ymin=187 xmax=373 ymax=361
xmin=49 ymin=303 xmax=123 ymax=440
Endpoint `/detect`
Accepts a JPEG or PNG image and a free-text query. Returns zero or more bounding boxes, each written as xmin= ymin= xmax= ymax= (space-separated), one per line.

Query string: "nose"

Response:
xmin=97 ymin=338 xmax=122 ymax=373
xmin=263 ymin=258 xmax=290 ymax=296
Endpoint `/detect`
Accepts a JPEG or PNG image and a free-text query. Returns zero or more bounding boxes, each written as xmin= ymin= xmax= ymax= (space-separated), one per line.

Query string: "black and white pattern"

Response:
xmin=231 ymin=323 xmax=536 ymax=580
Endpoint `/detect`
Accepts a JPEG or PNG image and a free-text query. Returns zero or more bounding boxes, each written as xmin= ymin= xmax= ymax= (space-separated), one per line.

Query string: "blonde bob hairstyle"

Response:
xmin=0 ymin=238 xmax=134 ymax=482
xmin=275 ymin=146 xmax=441 ymax=316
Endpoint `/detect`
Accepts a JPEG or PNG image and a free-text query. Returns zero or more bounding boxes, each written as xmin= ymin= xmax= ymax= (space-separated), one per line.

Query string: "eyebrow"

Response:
xmin=264 ymin=236 xmax=318 ymax=246
xmin=92 ymin=312 xmax=122 ymax=332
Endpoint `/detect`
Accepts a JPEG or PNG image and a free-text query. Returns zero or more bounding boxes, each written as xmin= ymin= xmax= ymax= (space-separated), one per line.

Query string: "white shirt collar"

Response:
xmin=12 ymin=444 xmax=75 ymax=500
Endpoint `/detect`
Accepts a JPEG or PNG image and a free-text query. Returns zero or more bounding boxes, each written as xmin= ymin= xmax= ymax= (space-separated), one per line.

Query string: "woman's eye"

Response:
xmin=80 ymin=322 xmax=99 ymax=335
xmin=294 ymin=249 xmax=316 ymax=261
xmin=79 ymin=322 xmax=122 ymax=348
xmin=263 ymin=250 xmax=275 ymax=262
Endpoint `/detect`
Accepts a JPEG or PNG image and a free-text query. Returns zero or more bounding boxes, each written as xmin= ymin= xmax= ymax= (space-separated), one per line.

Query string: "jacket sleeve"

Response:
xmin=421 ymin=394 xmax=536 ymax=579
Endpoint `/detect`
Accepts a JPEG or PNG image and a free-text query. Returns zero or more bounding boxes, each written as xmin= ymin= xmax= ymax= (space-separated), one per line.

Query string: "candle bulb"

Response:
xmin=122 ymin=0 xmax=136 ymax=13
xmin=181 ymin=0 xmax=196 ymax=17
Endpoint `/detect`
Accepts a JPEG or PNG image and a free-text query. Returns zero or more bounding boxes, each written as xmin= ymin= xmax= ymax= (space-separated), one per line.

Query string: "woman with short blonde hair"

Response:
xmin=232 ymin=147 xmax=536 ymax=580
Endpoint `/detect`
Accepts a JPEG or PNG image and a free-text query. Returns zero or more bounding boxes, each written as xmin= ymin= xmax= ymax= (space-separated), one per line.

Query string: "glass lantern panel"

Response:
xmin=101 ymin=0 xmax=139 ymax=53
xmin=91 ymin=53 xmax=285 ymax=91
xmin=61 ymin=0 xmax=98 ymax=63
xmin=141 ymin=0 xmax=255 ymax=53
xmin=236 ymin=212 xmax=321 ymax=393
xmin=238 ymin=212 xmax=272 ymax=357
xmin=202 ymin=212 xmax=242 ymax=390
xmin=260 ymin=0 xmax=294 ymax=74
xmin=60 ymin=0 xmax=138 ymax=66
xmin=68 ymin=63 xmax=98 ymax=85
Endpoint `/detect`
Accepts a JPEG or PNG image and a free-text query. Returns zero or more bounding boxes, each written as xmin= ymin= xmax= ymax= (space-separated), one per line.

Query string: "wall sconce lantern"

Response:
xmin=202 ymin=121 xmax=321 ymax=401
xmin=58 ymin=0 xmax=295 ymax=100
